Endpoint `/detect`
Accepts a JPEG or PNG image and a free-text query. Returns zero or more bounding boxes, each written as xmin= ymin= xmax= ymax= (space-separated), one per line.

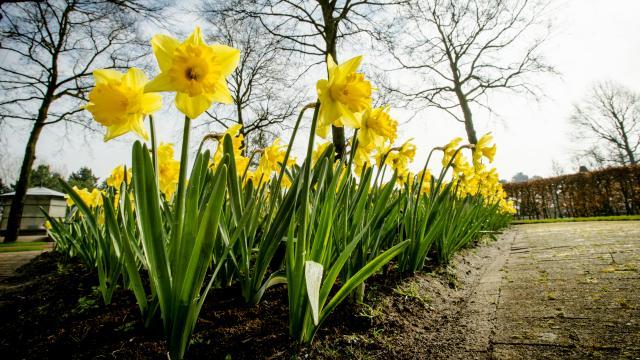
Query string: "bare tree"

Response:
xmin=387 ymin=0 xmax=554 ymax=144
xmin=571 ymin=81 xmax=639 ymax=167
xmin=0 ymin=0 xmax=166 ymax=242
xmin=203 ymin=0 xmax=404 ymax=158
xmin=197 ymin=11 xmax=306 ymax=155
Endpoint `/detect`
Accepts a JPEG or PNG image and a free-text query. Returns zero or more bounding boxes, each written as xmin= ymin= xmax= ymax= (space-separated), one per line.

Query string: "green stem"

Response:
xmin=173 ymin=116 xmax=191 ymax=252
xmin=149 ymin=115 xmax=160 ymax=191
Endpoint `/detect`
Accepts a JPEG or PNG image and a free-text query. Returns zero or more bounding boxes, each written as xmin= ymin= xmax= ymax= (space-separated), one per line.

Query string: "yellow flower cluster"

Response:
xmin=443 ymin=133 xmax=515 ymax=214
xmin=82 ymin=25 xmax=515 ymax=216
xmin=157 ymin=143 xmax=181 ymax=198
xmin=210 ymin=124 xmax=250 ymax=177
xmin=86 ymin=27 xmax=240 ymax=141
xmin=106 ymin=165 xmax=132 ymax=189
xmin=315 ymin=55 xmax=417 ymax=180
xmin=66 ymin=186 xmax=103 ymax=208
xmin=248 ymin=138 xmax=295 ymax=187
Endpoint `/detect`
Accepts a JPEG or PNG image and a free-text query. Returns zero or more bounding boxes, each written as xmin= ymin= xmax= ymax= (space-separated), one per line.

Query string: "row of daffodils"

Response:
xmin=45 ymin=27 xmax=514 ymax=359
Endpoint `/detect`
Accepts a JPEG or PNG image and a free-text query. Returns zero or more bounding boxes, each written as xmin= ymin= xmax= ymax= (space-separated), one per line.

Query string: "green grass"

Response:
xmin=0 ymin=241 xmax=50 ymax=253
xmin=512 ymin=215 xmax=640 ymax=225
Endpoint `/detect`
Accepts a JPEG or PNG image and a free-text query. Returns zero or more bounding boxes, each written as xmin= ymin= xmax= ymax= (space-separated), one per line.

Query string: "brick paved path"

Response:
xmin=485 ymin=221 xmax=640 ymax=358
xmin=0 ymin=248 xmax=51 ymax=282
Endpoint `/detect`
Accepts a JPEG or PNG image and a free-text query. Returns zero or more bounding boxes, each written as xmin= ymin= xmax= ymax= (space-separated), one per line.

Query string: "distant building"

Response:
xmin=0 ymin=187 xmax=66 ymax=235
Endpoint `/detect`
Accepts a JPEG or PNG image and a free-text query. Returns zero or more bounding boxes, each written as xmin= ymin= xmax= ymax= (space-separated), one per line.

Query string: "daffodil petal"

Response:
xmin=144 ymin=72 xmax=176 ymax=93
xmin=339 ymin=56 xmax=363 ymax=75
xmin=151 ymin=35 xmax=180 ymax=72
xmin=226 ymin=123 xmax=243 ymax=136
xmin=141 ymin=93 xmax=163 ymax=114
xmin=209 ymin=44 xmax=241 ymax=76
xmin=131 ymin=116 xmax=150 ymax=141
xmin=175 ymin=92 xmax=213 ymax=119
xmin=209 ymin=80 xmax=234 ymax=104
xmin=122 ymin=68 xmax=148 ymax=89
xmin=94 ymin=69 xmax=123 ymax=85
xmin=185 ymin=26 xmax=204 ymax=46
xmin=316 ymin=124 xmax=330 ymax=138
xmin=104 ymin=122 xmax=131 ymax=141
xmin=327 ymin=54 xmax=338 ymax=72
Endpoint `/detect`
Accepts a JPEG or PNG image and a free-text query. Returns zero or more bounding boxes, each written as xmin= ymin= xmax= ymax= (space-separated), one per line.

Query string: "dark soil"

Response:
xmin=0 ymin=236 xmax=510 ymax=360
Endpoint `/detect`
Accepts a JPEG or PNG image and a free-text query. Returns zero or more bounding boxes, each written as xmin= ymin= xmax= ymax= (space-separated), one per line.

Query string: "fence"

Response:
xmin=503 ymin=165 xmax=640 ymax=220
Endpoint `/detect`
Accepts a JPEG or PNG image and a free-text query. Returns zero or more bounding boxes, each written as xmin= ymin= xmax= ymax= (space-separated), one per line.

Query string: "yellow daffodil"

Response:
xmin=354 ymin=141 xmax=376 ymax=175
xmin=208 ymin=124 xmax=250 ymax=177
xmin=258 ymin=138 xmax=295 ymax=174
xmin=66 ymin=186 xmax=103 ymax=208
xmin=106 ymin=165 xmax=132 ymax=189
xmin=441 ymin=137 xmax=463 ymax=167
xmin=43 ymin=220 xmax=52 ymax=230
xmin=114 ymin=191 xmax=135 ymax=210
xmin=86 ymin=68 xmax=162 ymax=141
xmin=357 ymin=106 xmax=397 ymax=147
xmin=145 ymin=27 xmax=240 ymax=119
xmin=390 ymin=140 xmax=416 ymax=178
xmin=374 ymin=143 xmax=394 ymax=168
xmin=316 ymin=55 xmax=372 ymax=137
xmin=281 ymin=174 xmax=293 ymax=189
xmin=157 ymin=143 xmax=180 ymax=198
xmin=416 ymin=169 xmax=432 ymax=195
xmin=212 ymin=124 xmax=244 ymax=163
xmin=312 ymin=141 xmax=332 ymax=164
xmin=473 ymin=133 xmax=496 ymax=167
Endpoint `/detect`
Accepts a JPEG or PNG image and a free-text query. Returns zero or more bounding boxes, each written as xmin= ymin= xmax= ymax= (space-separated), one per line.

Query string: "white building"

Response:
xmin=0 ymin=187 xmax=66 ymax=234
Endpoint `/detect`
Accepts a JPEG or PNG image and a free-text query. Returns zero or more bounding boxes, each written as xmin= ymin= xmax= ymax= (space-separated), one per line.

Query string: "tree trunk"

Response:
xmin=454 ymin=86 xmax=478 ymax=144
xmin=4 ymin=84 xmax=54 ymax=242
xmin=4 ymin=120 xmax=46 ymax=242
xmin=321 ymin=1 xmax=346 ymax=159
xmin=236 ymin=100 xmax=248 ymax=157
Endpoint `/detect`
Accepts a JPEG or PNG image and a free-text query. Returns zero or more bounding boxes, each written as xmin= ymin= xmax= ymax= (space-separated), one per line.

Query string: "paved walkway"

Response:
xmin=486 ymin=221 xmax=640 ymax=358
xmin=0 ymin=249 xmax=50 ymax=281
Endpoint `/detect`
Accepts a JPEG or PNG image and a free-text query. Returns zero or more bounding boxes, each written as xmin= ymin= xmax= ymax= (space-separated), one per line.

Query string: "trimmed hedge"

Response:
xmin=503 ymin=165 xmax=640 ymax=220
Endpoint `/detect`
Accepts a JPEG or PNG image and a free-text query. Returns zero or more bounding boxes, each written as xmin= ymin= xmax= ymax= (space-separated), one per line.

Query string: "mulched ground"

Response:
xmin=3 ymin=223 xmax=638 ymax=359
xmin=0 ymin=242 xmax=500 ymax=359
xmin=0 ymin=234 xmax=509 ymax=359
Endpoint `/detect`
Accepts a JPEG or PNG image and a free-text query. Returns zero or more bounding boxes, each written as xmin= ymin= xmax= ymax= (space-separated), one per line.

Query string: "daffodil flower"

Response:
xmin=441 ymin=137 xmax=463 ymax=167
xmin=157 ymin=143 xmax=180 ymax=198
xmin=312 ymin=141 xmax=332 ymax=165
xmin=357 ymin=106 xmax=398 ymax=147
xmin=85 ymin=68 xmax=162 ymax=141
xmin=316 ymin=55 xmax=372 ymax=137
xmin=206 ymin=124 xmax=250 ymax=177
xmin=473 ymin=133 xmax=497 ymax=166
xmin=144 ymin=27 xmax=240 ymax=119
xmin=106 ymin=165 xmax=132 ymax=189
xmin=65 ymin=186 xmax=103 ymax=208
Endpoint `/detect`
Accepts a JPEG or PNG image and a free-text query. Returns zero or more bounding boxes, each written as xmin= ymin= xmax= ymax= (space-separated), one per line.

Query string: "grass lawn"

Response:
xmin=511 ymin=214 xmax=640 ymax=225
xmin=0 ymin=241 xmax=51 ymax=253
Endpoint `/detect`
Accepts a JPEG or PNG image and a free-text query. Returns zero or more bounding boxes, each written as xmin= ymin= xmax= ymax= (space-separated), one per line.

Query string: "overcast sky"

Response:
xmin=2 ymin=0 xmax=640 ymax=184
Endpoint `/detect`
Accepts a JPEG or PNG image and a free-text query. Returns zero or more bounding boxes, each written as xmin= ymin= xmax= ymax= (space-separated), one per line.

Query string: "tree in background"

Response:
xmin=0 ymin=178 xmax=10 ymax=193
xmin=20 ymin=164 xmax=65 ymax=192
xmin=570 ymin=81 xmax=639 ymax=168
xmin=387 ymin=0 xmax=554 ymax=144
xmin=0 ymin=0 xmax=166 ymax=242
xmin=204 ymin=0 xmax=404 ymax=158
xmin=197 ymin=10 xmax=305 ymax=155
xmin=511 ymin=172 xmax=529 ymax=183
xmin=67 ymin=166 xmax=98 ymax=190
